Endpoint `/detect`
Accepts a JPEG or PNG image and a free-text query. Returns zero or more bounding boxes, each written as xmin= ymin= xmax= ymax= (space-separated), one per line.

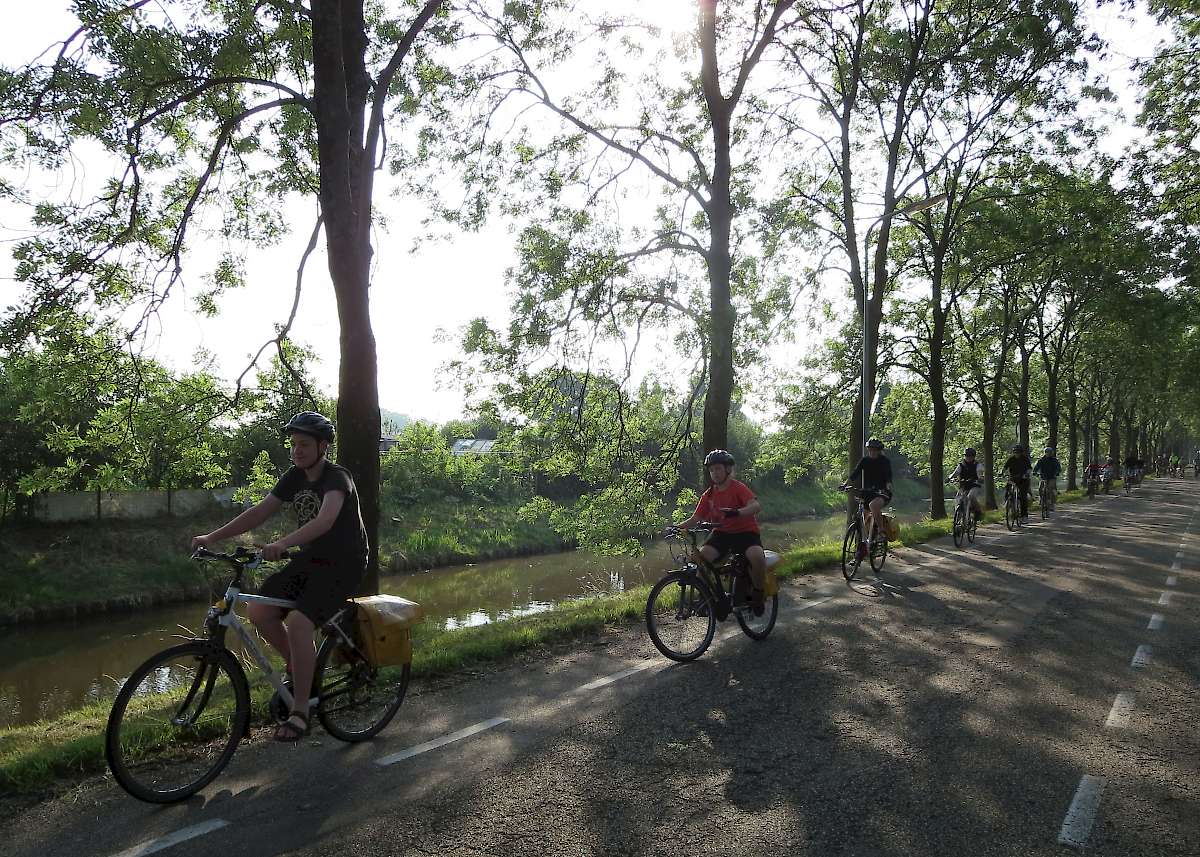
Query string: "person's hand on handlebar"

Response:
xmin=256 ymin=540 xmax=290 ymax=561
xmin=191 ymin=533 xmax=216 ymax=553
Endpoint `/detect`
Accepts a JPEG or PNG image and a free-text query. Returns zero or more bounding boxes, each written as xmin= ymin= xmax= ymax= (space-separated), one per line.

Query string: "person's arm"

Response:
xmin=261 ymin=491 xmax=345 ymax=559
xmin=846 ymin=458 xmax=864 ymax=483
xmin=674 ymin=491 xmax=709 ymax=530
xmin=722 ymin=486 xmax=762 ymax=519
xmin=192 ymin=495 xmax=283 ymax=551
xmin=883 ymin=458 xmax=894 ymax=493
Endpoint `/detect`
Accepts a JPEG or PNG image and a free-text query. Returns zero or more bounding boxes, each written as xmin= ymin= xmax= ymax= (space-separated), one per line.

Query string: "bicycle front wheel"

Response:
xmin=1040 ymin=486 xmax=1050 ymax=519
xmin=315 ymin=631 xmax=409 ymax=742
xmin=870 ymin=536 xmax=888 ymax=573
xmin=953 ymin=506 xmax=965 ymax=548
xmin=105 ymin=641 xmax=249 ymax=804
xmin=1005 ymin=495 xmax=1017 ymax=531
xmin=967 ymin=508 xmax=978 ymax=543
xmin=645 ymin=572 xmax=716 ymax=661
xmin=841 ymin=524 xmax=861 ymax=581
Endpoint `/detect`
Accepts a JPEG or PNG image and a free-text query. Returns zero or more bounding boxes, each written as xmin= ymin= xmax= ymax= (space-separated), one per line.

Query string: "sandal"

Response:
xmin=274 ymin=710 xmax=310 ymax=743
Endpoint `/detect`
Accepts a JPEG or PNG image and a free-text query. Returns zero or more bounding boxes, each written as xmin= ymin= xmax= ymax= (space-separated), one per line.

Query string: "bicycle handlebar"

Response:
xmin=191 ymin=546 xmax=300 ymax=569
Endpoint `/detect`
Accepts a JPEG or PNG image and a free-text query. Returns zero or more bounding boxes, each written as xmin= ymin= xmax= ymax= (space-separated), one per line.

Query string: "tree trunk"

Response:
xmin=312 ymin=0 xmax=382 ymax=593
xmin=1045 ymin=368 xmax=1059 ymax=451
xmin=1017 ymin=343 xmax=1031 ymax=452
xmin=1066 ymin=384 xmax=1079 ymax=491
xmin=1108 ymin=406 xmax=1121 ymax=463
xmin=929 ymin=394 xmax=948 ymax=519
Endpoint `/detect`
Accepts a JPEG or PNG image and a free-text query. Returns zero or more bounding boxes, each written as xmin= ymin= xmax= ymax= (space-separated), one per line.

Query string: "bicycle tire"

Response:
xmin=967 ymin=508 xmax=978 ymax=543
xmin=645 ymin=571 xmax=717 ymax=661
xmin=870 ymin=535 xmax=888 ymax=573
xmin=1040 ymin=485 xmax=1050 ymax=520
xmin=315 ymin=632 xmax=410 ymax=742
xmin=736 ymin=592 xmax=779 ymax=640
xmin=1005 ymin=493 xmax=1017 ymax=531
xmin=953 ymin=505 xmax=964 ymax=548
xmin=105 ymin=641 xmax=249 ymax=804
xmin=841 ymin=523 xmax=861 ymax=581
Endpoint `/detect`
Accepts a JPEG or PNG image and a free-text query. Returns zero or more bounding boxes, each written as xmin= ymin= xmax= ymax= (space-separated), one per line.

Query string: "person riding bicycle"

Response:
xmin=1033 ymin=446 xmax=1061 ymax=508
xmin=947 ymin=447 xmax=985 ymax=522
xmin=841 ymin=438 xmax=894 ymax=560
xmin=1102 ymin=456 xmax=1118 ymax=489
xmin=1192 ymin=450 xmax=1200 ymax=474
xmin=1171 ymin=453 xmax=1182 ymax=475
xmin=1123 ymin=452 xmax=1140 ymax=487
xmin=1000 ymin=444 xmax=1033 ymax=519
xmin=672 ymin=449 xmax=768 ymax=612
xmin=191 ymin=411 xmax=368 ymax=743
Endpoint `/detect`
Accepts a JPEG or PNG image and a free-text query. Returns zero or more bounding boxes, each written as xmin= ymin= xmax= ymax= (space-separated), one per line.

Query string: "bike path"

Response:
xmin=2 ymin=480 xmax=1196 ymax=856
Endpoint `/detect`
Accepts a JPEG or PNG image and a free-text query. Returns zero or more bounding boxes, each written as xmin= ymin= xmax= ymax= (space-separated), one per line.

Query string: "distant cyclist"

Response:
xmin=947 ymin=447 xmax=985 ymax=522
xmin=1033 ymin=446 xmax=1061 ymax=509
xmin=841 ymin=437 xmax=894 ymax=560
xmin=1000 ymin=444 xmax=1033 ymax=519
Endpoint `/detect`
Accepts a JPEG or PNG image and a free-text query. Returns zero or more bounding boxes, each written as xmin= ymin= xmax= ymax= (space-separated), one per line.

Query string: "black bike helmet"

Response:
xmin=1012 ymin=444 xmax=1023 ymax=453
xmin=703 ymin=449 xmax=735 ymax=467
xmin=866 ymin=437 xmax=884 ymax=450
xmin=282 ymin=411 xmax=335 ymax=442
xmin=964 ymin=447 xmax=977 ymax=457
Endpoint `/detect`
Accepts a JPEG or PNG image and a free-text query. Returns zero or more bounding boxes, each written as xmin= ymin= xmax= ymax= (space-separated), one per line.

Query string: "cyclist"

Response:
xmin=1033 ymin=446 xmax=1061 ymax=509
xmin=1171 ymin=453 xmax=1182 ymax=476
xmin=841 ymin=437 xmax=894 ymax=560
xmin=191 ymin=411 xmax=368 ymax=743
xmin=1102 ymin=456 xmax=1118 ymax=491
xmin=1123 ymin=451 xmax=1140 ymax=488
xmin=673 ymin=449 xmax=767 ymax=611
xmin=947 ymin=447 xmax=985 ymax=522
xmin=1000 ymin=444 xmax=1033 ymax=519
xmin=1084 ymin=459 xmax=1102 ymax=493
xmin=1192 ymin=450 xmax=1200 ymax=476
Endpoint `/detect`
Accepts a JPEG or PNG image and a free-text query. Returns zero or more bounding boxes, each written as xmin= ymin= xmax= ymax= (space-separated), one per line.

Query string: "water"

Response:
xmin=0 ymin=499 xmax=928 ymax=728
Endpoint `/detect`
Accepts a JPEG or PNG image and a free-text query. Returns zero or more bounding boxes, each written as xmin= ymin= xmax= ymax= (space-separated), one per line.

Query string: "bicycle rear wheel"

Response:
xmin=736 ymin=591 xmax=779 ymax=640
xmin=105 ymin=641 xmax=249 ymax=804
xmin=870 ymin=535 xmax=888 ymax=573
xmin=645 ymin=571 xmax=717 ymax=661
xmin=315 ymin=630 xmax=410 ymax=742
xmin=841 ymin=523 xmax=861 ymax=581
xmin=952 ymin=506 xmax=964 ymax=548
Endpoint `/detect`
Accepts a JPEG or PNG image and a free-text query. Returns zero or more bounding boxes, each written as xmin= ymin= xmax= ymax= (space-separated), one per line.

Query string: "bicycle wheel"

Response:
xmin=736 ymin=591 xmax=779 ymax=640
xmin=870 ymin=535 xmax=888 ymax=573
xmin=1040 ymin=485 xmax=1050 ymax=520
xmin=105 ymin=641 xmax=249 ymax=804
xmin=1004 ymin=493 xmax=1017 ymax=531
xmin=315 ymin=632 xmax=409 ymax=742
xmin=953 ymin=505 xmax=965 ymax=547
xmin=841 ymin=523 xmax=862 ymax=581
xmin=645 ymin=571 xmax=717 ymax=661
xmin=967 ymin=507 xmax=978 ymax=544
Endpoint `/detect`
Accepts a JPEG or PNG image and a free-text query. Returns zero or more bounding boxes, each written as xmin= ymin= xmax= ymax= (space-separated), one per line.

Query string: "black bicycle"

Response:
xmin=1038 ymin=478 xmax=1055 ymax=519
xmin=105 ymin=547 xmax=410 ymax=803
xmin=1003 ymin=481 xmax=1021 ymax=531
xmin=839 ymin=486 xmax=888 ymax=579
xmin=950 ymin=483 xmax=979 ymax=548
xmin=645 ymin=524 xmax=780 ymax=661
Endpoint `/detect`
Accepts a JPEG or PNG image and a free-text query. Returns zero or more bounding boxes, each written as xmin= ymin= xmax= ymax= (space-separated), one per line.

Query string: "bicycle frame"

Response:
xmin=667 ymin=528 xmax=751 ymax=619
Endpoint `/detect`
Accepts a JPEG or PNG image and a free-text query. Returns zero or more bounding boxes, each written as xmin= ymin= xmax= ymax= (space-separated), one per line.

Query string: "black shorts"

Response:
xmin=258 ymin=555 xmax=366 ymax=626
xmin=704 ymin=531 xmax=762 ymax=558
xmin=859 ymin=489 xmax=892 ymax=505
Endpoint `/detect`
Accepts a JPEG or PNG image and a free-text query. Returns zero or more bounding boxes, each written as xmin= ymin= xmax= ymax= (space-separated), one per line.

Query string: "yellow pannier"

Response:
xmin=763 ymin=550 xmax=781 ymax=596
xmin=350 ymin=595 xmax=425 ymax=666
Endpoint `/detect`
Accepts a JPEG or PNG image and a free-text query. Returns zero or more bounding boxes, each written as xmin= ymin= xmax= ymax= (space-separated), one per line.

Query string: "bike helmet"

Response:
xmin=866 ymin=437 xmax=884 ymax=450
xmin=703 ymin=449 xmax=735 ymax=467
xmin=964 ymin=447 xmax=977 ymax=457
xmin=1012 ymin=444 xmax=1023 ymax=453
xmin=282 ymin=411 xmax=335 ymax=442
xmin=1044 ymin=446 xmax=1055 ymax=454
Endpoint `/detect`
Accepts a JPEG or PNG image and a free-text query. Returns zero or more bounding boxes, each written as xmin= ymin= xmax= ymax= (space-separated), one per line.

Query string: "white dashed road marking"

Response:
xmin=1058 ymin=775 xmax=1105 ymax=849
xmin=1158 ymin=591 xmax=1173 ymax=606
xmin=573 ymin=663 xmax=651 ymax=693
xmin=375 ymin=717 xmax=510 ymax=766
xmin=1148 ymin=613 xmax=1165 ymax=631
xmin=1131 ymin=645 xmax=1153 ymax=669
xmin=1104 ymin=692 xmax=1135 ymax=729
xmin=109 ymin=820 xmax=230 ymax=857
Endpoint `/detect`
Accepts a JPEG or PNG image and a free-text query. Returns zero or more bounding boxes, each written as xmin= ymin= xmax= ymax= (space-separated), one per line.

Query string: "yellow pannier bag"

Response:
xmin=881 ymin=514 xmax=901 ymax=542
xmin=351 ymin=595 xmax=425 ymax=666
xmin=763 ymin=550 xmax=781 ymax=596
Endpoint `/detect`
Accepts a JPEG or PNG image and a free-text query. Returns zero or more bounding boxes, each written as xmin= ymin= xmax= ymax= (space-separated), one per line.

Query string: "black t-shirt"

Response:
xmin=1002 ymin=455 xmax=1031 ymax=479
xmin=848 ymin=454 xmax=893 ymax=492
xmin=271 ymin=462 xmax=368 ymax=563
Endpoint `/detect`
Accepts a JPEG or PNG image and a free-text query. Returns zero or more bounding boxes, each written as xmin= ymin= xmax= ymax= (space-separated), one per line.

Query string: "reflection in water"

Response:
xmin=0 ymin=501 xmax=928 ymax=727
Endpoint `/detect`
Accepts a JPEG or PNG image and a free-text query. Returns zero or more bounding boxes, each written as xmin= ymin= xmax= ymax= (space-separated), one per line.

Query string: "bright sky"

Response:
xmin=0 ymin=0 xmax=1170 ymax=427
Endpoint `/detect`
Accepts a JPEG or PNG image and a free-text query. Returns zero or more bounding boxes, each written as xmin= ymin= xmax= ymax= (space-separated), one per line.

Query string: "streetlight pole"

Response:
xmin=859 ymin=192 xmax=949 ymax=452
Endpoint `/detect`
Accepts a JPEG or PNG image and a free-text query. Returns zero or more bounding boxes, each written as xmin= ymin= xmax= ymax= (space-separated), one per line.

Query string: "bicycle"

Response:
xmin=1124 ymin=468 xmax=1135 ymax=496
xmin=1003 ymin=480 xmax=1021 ymax=531
xmin=1038 ymin=478 xmax=1055 ymax=519
xmin=950 ymin=484 xmax=979 ymax=548
xmin=645 ymin=525 xmax=780 ymax=661
xmin=105 ymin=547 xmax=411 ymax=804
xmin=838 ymin=486 xmax=889 ymax=580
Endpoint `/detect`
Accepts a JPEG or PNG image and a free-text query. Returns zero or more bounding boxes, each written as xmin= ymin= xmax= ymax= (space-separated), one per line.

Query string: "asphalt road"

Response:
xmin=3 ymin=478 xmax=1197 ymax=857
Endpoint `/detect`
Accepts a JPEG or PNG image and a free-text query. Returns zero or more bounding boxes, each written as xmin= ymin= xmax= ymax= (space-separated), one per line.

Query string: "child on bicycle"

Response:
xmin=672 ymin=449 xmax=767 ymax=612
xmin=841 ymin=437 xmax=894 ymax=560
xmin=191 ymin=411 xmax=368 ymax=743
xmin=1033 ymin=446 xmax=1061 ymax=508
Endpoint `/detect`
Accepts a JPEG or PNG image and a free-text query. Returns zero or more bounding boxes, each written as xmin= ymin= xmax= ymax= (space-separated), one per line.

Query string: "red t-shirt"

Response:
xmin=694 ymin=479 xmax=760 ymax=534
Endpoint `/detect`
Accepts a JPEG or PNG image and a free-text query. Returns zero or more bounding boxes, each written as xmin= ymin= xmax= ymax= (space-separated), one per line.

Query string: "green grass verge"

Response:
xmin=0 ymin=477 xmax=1118 ymax=796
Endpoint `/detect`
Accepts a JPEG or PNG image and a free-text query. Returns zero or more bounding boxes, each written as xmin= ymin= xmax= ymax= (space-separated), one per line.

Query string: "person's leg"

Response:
xmin=969 ymin=487 xmax=983 ymax=518
xmin=699 ymin=545 xmax=719 ymax=565
xmin=744 ymin=544 xmax=767 ymax=593
xmin=247 ymin=603 xmax=292 ymax=666
xmin=284 ymin=611 xmax=317 ymax=717
xmin=868 ymin=496 xmax=885 ymax=539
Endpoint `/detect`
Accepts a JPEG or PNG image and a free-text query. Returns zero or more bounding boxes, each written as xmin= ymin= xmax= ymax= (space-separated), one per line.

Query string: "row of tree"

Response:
xmin=2 ymin=1 xmax=1199 ymax=585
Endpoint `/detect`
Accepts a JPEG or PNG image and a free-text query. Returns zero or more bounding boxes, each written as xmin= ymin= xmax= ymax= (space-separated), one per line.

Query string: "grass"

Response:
xmin=0 ymin=476 xmax=1116 ymax=796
